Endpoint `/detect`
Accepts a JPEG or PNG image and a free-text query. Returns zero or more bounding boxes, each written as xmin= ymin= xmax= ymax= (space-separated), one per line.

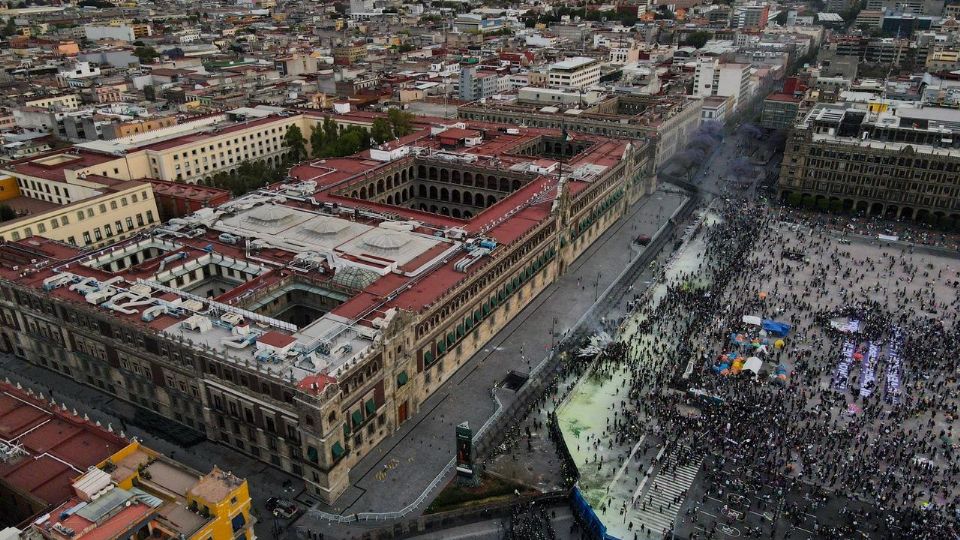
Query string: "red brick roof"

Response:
xmin=0 ymin=381 xmax=127 ymax=513
xmin=297 ymin=374 xmax=337 ymax=395
xmin=765 ymin=93 xmax=802 ymax=103
xmin=146 ymin=178 xmax=231 ymax=203
xmin=258 ymin=331 xmax=296 ymax=348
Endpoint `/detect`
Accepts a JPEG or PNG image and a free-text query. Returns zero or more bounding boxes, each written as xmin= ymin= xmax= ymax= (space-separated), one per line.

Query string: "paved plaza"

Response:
xmin=553 ymin=197 xmax=960 ymax=539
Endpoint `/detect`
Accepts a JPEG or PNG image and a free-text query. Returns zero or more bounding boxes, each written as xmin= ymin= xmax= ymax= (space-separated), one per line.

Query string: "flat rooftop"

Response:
xmin=551 ymin=56 xmax=597 ymax=71
xmin=460 ymin=93 xmax=699 ymax=130
xmin=0 ymin=195 xmax=61 ymax=225
xmin=0 ymin=380 xmax=127 ymax=509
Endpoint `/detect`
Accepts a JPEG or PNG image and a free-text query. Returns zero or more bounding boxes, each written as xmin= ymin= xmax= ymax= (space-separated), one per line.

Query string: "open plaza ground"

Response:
xmin=554 ymin=195 xmax=960 ymax=539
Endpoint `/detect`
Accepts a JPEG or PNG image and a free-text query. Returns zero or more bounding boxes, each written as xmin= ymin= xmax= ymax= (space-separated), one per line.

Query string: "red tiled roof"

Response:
xmin=146 ymin=178 xmax=231 ymax=202
xmin=0 ymin=381 xmax=127 ymax=510
xmin=258 ymin=331 xmax=296 ymax=348
xmin=765 ymin=93 xmax=802 ymax=103
xmin=437 ymin=128 xmax=480 ymax=140
xmin=297 ymin=374 xmax=337 ymax=394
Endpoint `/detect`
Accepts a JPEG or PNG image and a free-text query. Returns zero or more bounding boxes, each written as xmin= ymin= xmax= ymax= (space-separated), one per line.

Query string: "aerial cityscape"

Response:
xmin=0 ymin=0 xmax=955 ymax=538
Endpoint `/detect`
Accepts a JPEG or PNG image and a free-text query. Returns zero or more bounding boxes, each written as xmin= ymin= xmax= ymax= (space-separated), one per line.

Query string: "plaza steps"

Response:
xmin=631 ymin=446 xmax=702 ymax=535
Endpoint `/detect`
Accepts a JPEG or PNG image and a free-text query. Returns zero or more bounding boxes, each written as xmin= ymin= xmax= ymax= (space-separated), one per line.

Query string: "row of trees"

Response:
xmin=286 ymin=109 xmax=416 ymax=158
xmin=201 ymin=160 xmax=287 ymax=196
xmin=196 ymin=109 xmax=417 ymax=197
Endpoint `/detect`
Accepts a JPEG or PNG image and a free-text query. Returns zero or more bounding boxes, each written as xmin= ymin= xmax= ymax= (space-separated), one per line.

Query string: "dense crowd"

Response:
xmin=570 ymin=197 xmax=960 ymax=539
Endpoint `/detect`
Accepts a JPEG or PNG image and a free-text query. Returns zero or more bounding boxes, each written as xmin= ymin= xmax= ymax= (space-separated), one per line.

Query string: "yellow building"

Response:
xmin=0 ymin=174 xmax=159 ymax=248
xmin=2 ymin=109 xmax=362 ymax=189
xmin=109 ymin=115 xmax=178 ymax=138
xmin=927 ymin=50 xmax=960 ymax=72
xmin=26 ymin=439 xmax=254 ymax=540
xmin=0 ymin=176 xmax=18 ymax=201
xmin=24 ymin=93 xmax=80 ymax=111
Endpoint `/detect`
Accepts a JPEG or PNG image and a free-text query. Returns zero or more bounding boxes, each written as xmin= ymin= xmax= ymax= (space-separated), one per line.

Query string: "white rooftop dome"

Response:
xmin=363 ymin=232 xmax=409 ymax=250
xmin=305 ymin=216 xmax=350 ymax=235
xmin=248 ymin=205 xmax=294 ymax=224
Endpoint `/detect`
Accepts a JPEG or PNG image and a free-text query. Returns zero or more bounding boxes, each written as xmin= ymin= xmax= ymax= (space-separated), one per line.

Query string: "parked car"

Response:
xmin=635 ymin=235 xmax=651 ymax=246
xmin=266 ymin=497 xmax=298 ymax=519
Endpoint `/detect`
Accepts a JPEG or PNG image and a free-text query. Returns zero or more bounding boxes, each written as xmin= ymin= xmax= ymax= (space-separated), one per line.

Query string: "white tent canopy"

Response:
xmin=743 ymin=356 xmax=762 ymax=375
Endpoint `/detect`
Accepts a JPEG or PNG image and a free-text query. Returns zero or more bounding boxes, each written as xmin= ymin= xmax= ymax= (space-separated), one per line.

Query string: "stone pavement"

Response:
xmin=407 ymin=504 xmax=577 ymax=540
xmin=295 ymin=188 xmax=687 ymax=538
xmin=0 ymin=353 xmax=302 ymax=540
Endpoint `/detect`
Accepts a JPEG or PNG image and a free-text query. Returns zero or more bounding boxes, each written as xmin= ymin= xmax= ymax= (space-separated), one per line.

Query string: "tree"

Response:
xmin=655 ymin=5 xmax=674 ymax=19
xmin=0 ymin=204 xmax=16 ymax=222
xmin=310 ymin=125 xmax=327 ymax=155
xmin=208 ymin=160 xmax=286 ymax=196
xmin=774 ymin=11 xmax=789 ymax=25
xmin=386 ymin=108 xmax=414 ymax=137
xmin=370 ymin=118 xmax=393 ymax=144
xmin=1 ymin=18 xmax=17 ymax=38
xmin=283 ymin=125 xmax=307 ymax=162
xmin=323 ymin=116 xmax=338 ymax=141
xmin=682 ymin=31 xmax=711 ymax=49
xmin=133 ymin=46 xmax=159 ymax=63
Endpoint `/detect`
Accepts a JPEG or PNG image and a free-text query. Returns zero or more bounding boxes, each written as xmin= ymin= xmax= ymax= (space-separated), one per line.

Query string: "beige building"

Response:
xmin=24 ymin=94 xmax=81 ymax=111
xmin=779 ymin=102 xmax=960 ymax=224
xmin=104 ymin=115 xmax=178 ymax=139
xmin=0 ymin=107 xmax=393 ymax=203
xmin=926 ymin=50 xmax=960 ymax=71
xmin=459 ymin=94 xmax=702 ymax=170
xmin=0 ymin=168 xmax=158 ymax=248
xmin=547 ymin=57 xmax=601 ymax=90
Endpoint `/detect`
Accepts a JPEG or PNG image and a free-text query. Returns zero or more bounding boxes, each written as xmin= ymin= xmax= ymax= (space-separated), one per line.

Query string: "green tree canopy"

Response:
xmin=0 ymin=204 xmax=16 ymax=222
xmin=386 ymin=108 xmax=414 ymax=137
xmin=133 ymin=46 xmax=159 ymax=63
xmin=284 ymin=125 xmax=307 ymax=163
xmin=682 ymin=31 xmax=712 ymax=49
xmin=1 ymin=18 xmax=17 ymax=38
xmin=207 ymin=160 xmax=286 ymax=196
xmin=370 ymin=117 xmax=393 ymax=144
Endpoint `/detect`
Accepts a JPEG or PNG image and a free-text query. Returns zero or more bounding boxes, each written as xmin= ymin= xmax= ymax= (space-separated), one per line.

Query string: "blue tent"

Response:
xmin=762 ymin=320 xmax=791 ymax=337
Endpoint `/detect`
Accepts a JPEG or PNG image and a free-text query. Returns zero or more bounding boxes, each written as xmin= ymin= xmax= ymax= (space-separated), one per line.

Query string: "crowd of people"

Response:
xmin=544 ymin=195 xmax=960 ymax=539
